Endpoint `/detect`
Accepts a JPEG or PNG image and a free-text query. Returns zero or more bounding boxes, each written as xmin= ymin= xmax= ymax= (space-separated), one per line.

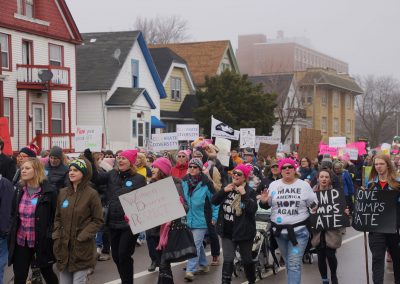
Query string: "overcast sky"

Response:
xmin=65 ymin=0 xmax=400 ymax=80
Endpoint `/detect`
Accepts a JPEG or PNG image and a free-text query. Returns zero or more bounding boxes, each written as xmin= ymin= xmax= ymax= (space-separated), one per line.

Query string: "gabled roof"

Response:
xmin=77 ymin=31 xmax=166 ymax=99
xmin=150 ymin=41 xmax=239 ymax=87
xmin=298 ymin=69 xmax=363 ymax=94
xmin=160 ymin=95 xmax=198 ymax=119
xmin=105 ymin=87 xmax=156 ymax=109
xmin=149 ymin=48 xmax=187 ymax=82
xmin=249 ymin=74 xmax=294 ymax=97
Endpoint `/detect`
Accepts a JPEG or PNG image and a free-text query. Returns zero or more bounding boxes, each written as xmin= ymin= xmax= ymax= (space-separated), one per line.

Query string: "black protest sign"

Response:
xmin=310 ymin=188 xmax=350 ymax=231
xmin=352 ymin=189 xmax=398 ymax=234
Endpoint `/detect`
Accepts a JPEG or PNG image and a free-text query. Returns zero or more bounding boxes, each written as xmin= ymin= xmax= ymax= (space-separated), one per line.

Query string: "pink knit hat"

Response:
xmin=177 ymin=149 xmax=191 ymax=158
xmin=119 ymin=149 xmax=138 ymax=165
xmin=152 ymin=157 xmax=172 ymax=176
xmin=278 ymin=158 xmax=298 ymax=171
xmin=234 ymin=163 xmax=253 ymax=179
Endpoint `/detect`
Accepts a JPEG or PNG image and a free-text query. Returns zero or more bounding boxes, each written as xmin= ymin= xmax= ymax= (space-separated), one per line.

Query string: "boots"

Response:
xmin=331 ymin=274 xmax=339 ymax=284
xmin=221 ymin=262 xmax=234 ymax=284
xmin=243 ymin=263 xmax=256 ymax=284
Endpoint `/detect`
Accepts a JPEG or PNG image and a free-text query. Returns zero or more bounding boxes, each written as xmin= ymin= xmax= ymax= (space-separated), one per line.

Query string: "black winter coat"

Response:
xmin=93 ymin=169 xmax=147 ymax=230
xmin=0 ymin=153 xmax=16 ymax=182
xmin=8 ymin=180 xmax=57 ymax=267
xmin=256 ymin=174 xmax=281 ymax=195
xmin=212 ymin=184 xmax=257 ymax=242
xmin=45 ymin=162 xmax=69 ymax=192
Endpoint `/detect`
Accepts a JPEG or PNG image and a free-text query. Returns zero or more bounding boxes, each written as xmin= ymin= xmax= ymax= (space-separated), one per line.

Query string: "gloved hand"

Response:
xmin=83 ymin=148 xmax=94 ymax=164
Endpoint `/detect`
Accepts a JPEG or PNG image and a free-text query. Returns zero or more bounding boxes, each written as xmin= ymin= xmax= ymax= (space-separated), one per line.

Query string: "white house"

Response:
xmin=0 ymin=0 xmax=82 ymax=152
xmin=76 ymin=31 xmax=167 ymax=151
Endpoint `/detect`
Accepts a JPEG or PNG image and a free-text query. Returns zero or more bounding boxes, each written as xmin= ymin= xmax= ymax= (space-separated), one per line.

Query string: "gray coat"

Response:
xmin=311 ymin=229 xmax=343 ymax=249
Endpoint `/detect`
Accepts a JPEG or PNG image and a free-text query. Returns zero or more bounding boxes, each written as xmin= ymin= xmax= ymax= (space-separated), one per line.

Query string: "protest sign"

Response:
xmin=297 ymin=128 xmax=321 ymax=160
xmin=346 ymin=148 xmax=359 ymax=160
xmin=258 ymin=143 xmax=278 ymax=158
xmin=215 ymin=137 xmax=231 ymax=167
xmin=240 ymin=128 xmax=256 ymax=148
xmin=0 ymin=117 xmax=12 ymax=155
xmin=362 ymin=166 xmax=372 ymax=188
xmin=329 ymin=137 xmax=346 ymax=148
xmin=74 ymin=125 xmax=102 ymax=152
xmin=151 ymin=133 xmax=178 ymax=152
xmin=310 ymin=188 xmax=350 ymax=231
xmin=211 ymin=116 xmax=239 ymax=140
xmin=176 ymin=124 xmax=199 ymax=141
xmin=119 ymin=177 xmax=186 ymax=235
xmin=352 ymin=189 xmax=398 ymax=234
xmin=347 ymin=142 xmax=367 ymax=155
xmin=319 ymin=143 xmax=337 ymax=157
xmin=381 ymin=143 xmax=391 ymax=156
xmin=255 ymin=136 xmax=280 ymax=151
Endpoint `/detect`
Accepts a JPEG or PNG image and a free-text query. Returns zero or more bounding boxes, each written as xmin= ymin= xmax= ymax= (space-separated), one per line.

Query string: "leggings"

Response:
xmin=317 ymin=247 xmax=337 ymax=279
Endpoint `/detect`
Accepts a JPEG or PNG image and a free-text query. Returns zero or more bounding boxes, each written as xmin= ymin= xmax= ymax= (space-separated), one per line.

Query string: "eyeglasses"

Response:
xmin=188 ymin=165 xmax=199 ymax=169
xmin=271 ymin=165 xmax=279 ymax=169
xmin=281 ymin=165 xmax=294 ymax=170
xmin=18 ymin=154 xmax=29 ymax=158
xmin=232 ymin=170 xmax=243 ymax=177
xmin=177 ymin=155 xmax=186 ymax=158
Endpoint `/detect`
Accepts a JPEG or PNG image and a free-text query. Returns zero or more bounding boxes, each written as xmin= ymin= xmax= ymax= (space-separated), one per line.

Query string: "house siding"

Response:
xmin=161 ymin=67 xmax=191 ymax=112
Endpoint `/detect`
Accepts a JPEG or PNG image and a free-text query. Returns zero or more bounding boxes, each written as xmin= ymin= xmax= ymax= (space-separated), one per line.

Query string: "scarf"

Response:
xmin=187 ymin=174 xmax=202 ymax=195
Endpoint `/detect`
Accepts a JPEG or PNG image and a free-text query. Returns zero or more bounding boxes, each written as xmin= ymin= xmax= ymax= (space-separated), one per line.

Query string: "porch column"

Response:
xmin=68 ymin=89 xmax=72 ymax=150
xmin=47 ymin=87 xmax=52 ymax=147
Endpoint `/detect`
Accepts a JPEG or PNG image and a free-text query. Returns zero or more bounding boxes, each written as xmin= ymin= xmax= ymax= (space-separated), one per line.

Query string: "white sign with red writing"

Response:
xmin=119 ymin=177 xmax=186 ymax=235
xmin=74 ymin=125 xmax=103 ymax=152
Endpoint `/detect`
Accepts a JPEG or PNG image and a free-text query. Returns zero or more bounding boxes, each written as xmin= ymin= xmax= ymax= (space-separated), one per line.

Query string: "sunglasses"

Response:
xmin=271 ymin=165 xmax=279 ymax=169
xmin=281 ymin=165 xmax=294 ymax=170
xmin=177 ymin=155 xmax=186 ymax=158
xmin=232 ymin=170 xmax=243 ymax=177
xmin=188 ymin=165 xmax=199 ymax=169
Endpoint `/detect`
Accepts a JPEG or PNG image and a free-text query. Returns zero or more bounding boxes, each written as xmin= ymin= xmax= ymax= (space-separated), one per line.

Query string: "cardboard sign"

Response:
xmin=352 ymin=189 xmax=398 ymax=234
xmin=0 ymin=117 xmax=12 ymax=155
xmin=258 ymin=143 xmax=278 ymax=159
xmin=329 ymin=137 xmax=346 ymax=148
xmin=215 ymin=138 xmax=231 ymax=167
xmin=176 ymin=124 xmax=199 ymax=141
xmin=151 ymin=133 xmax=179 ymax=152
xmin=74 ymin=125 xmax=103 ymax=152
xmin=297 ymin=129 xmax=322 ymax=160
xmin=310 ymin=188 xmax=350 ymax=231
xmin=211 ymin=116 xmax=239 ymax=140
xmin=255 ymin=136 xmax=280 ymax=151
xmin=240 ymin=128 xmax=256 ymax=148
xmin=119 ymin=177 xmax=186 ymax=235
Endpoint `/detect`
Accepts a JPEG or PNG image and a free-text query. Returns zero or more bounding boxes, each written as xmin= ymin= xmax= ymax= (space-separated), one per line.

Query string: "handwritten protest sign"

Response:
xmin=258 ymin=143 xmax=278 ymax=158
xmin=329 ymin=137 xmax=346 ymax=148
xmin=0 ymin=117 xmax=12 ymax=155
xmin=74 ymin=125 xmax=102 ymax=152
xmin=151 ymin=133 xmax=179 ymax=152
xmin=319 ymin=143 xmax=337 ymax=157
xmin=310 ymin=188 xmax=350 ymax=231
xmin=119 ymin=177 xmax=186 ymax=235
xmin=215 ymin=138 xmax=231 ymax=167
xmin=347 ymin=142 xmax=367 ymax=155
xmin=352 ymin=189 xmax=398 ymax=234
xmin=255 ymin=136 xmax=280 ymax=151
xmin=297 ymin=128 xmax=321 ymax=160
xmin=240 ymin=128 xmax=256 ymax=148
xmin=176 ymin=124 xmax=199 ymax=141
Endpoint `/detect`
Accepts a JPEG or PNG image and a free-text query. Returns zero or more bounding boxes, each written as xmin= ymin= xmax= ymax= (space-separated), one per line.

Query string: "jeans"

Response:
xmin=0 ymin=236 xmax=8 ymax=284
xmin=186 ymin=228 xmax=208 ymax=273
xmin=138 ymin=231 xmax=146 ymax=241
xmin=96 ymin=227 xmax=111 ymax=254
xmin=275 ymin=227 xmax=309 ymax=284
xmin=59 ymin=269 xmax=88 ymax=284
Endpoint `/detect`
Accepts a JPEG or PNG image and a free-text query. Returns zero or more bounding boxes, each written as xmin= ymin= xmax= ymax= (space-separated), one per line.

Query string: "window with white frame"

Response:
xmin=3 ymin=98 xmax=13 ymax=136
xmin=321 ymin=91 xmax=328 ymax=106
xmin=171 ymin=77 xmax=181 ymax=101
xmin=333 ymin=92 xmax=339 ymax=107
xmin=49 ymin=44 xmax=62 ymax=66
xmin=346 ymin=119 xmax=352 ymax=134
xmin=51 ymin=103 xmax=63 ymax=134
xmin=333 ymin=118 xmax=339 ymax=133
xmin=0 ymin=33 xmax=10 ymax=69
xmin=345 ymin=94 xmax=351 ymax=109
xmin=17 ymin=0 xmax=34 ymax=17
xmin=322 ymin=117 xmax=327 ymax=132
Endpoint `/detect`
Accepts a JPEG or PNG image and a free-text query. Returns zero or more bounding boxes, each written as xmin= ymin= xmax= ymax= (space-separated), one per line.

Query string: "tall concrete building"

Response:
xmin=237 ymin=33 xmax=348 ymax=76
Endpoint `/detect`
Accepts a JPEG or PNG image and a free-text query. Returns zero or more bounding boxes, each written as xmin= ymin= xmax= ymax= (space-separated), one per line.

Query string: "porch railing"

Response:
xmin=31 ymin=133 xmax=75 ymax=153
xmin=16 ymin=64 xmax=70 ymax=88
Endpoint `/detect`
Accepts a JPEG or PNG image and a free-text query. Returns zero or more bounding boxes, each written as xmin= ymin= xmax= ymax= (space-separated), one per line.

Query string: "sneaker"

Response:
xmin=88 ymin=268 xmax=94 ymax=275
xmin=98 ymin=253 xmax=111 ymax=261
xmin=184 ymin=272 xmax=194 ymax=282
xmin=210 ymin=256 xmax=220 ymax=266
xmin=148 ymin=261 xmax=159 ymax=272
xmin=96 ymin=247 xmax=102 ymax=258
xmin=194 ymin=265 xmax=209 ymax=274
xmin=136 ymin=239 xmax=143 ymax=246
xmin=387 ymin=252 xmax=392 ymax=262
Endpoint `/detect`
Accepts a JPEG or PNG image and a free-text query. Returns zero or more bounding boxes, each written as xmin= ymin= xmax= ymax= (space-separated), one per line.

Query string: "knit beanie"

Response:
xmin=178 ymin=149 xmax=191 ymax=158
xmin=321 ymin=157 xmax=333 ymax=169
xmin=234 ymin=163 xmax=253 ymax=179
xmin=189 ymin=158 xmax=203 ymax=169
xmin=120 ymin=149 xmax=138 ymax=165
xmin=20 ymin=145 xmax=37 ymax=157
xmin=278 ymin=158 xmax=298 ymax=171
xmin=152 ymin=157 xmax=172 ymax=176
xmin=69 ymin=159 xmax=88 ymax=175
xmin=49 ymin=146 xmax=63 ymax=160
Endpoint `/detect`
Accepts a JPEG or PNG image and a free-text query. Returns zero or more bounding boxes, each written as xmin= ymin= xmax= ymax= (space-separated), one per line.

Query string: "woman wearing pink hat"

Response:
xmin=90 ymin=149 xmax=147 ymax=284
xmin=171 ymin=150 xmax=190 ymax=179
xmin=258 ymin=158 xmax=318 ymax=284
xmin=211 ymin=163 xmax=257 ymax=284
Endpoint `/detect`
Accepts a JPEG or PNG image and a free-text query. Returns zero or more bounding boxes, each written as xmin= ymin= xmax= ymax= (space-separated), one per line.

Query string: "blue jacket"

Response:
xmin=340 ymin=170 xmax=354 ymax=196
xmin=182 ymin=174 xmax=219 ymax=229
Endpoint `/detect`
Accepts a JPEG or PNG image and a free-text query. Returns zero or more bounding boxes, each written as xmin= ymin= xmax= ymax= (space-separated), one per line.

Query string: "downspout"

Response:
xmin=100 ymin=90 xmax=108 ymax=147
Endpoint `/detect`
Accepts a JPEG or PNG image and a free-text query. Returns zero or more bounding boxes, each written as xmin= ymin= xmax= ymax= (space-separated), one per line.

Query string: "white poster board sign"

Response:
xmin=381 ymin=143 xmax=391 ymax=155
xmin=176 ymin=124 xmax=199 ymax=141
xmin=211 ymin=116 xmax=240 ymax=140
xmin=151 ymin=133 xmax=179 ymax=152
xmin=215 ymin=138 xmax=231 ymax=167
xmin=74 ymin=125 xmax=102 ymax=152
xmin=329 ymin=137 xmax=346 ymax=148
xmin=240 ymin=128 xmax=256 ymax=148
xmin=255 ymin=136 xmax=280 ymax=151
xmin=346 ymin=148 xmax=359 ymax=160
xmin=119 ymin=177 xmax=186 ymax=235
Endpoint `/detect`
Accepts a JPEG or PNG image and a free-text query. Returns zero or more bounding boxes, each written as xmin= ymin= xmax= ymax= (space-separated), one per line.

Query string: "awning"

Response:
xmin=151 ymin=116 xmax=166 ymax=129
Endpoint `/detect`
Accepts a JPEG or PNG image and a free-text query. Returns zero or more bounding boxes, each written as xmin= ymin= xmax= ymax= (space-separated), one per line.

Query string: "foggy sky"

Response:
xmin=65 ymin=0 xmax=400 ymax=80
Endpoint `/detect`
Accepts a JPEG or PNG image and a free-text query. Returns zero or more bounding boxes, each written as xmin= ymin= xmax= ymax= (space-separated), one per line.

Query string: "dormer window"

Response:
xmin=18 ymin=0 xmax=34 ymax=18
